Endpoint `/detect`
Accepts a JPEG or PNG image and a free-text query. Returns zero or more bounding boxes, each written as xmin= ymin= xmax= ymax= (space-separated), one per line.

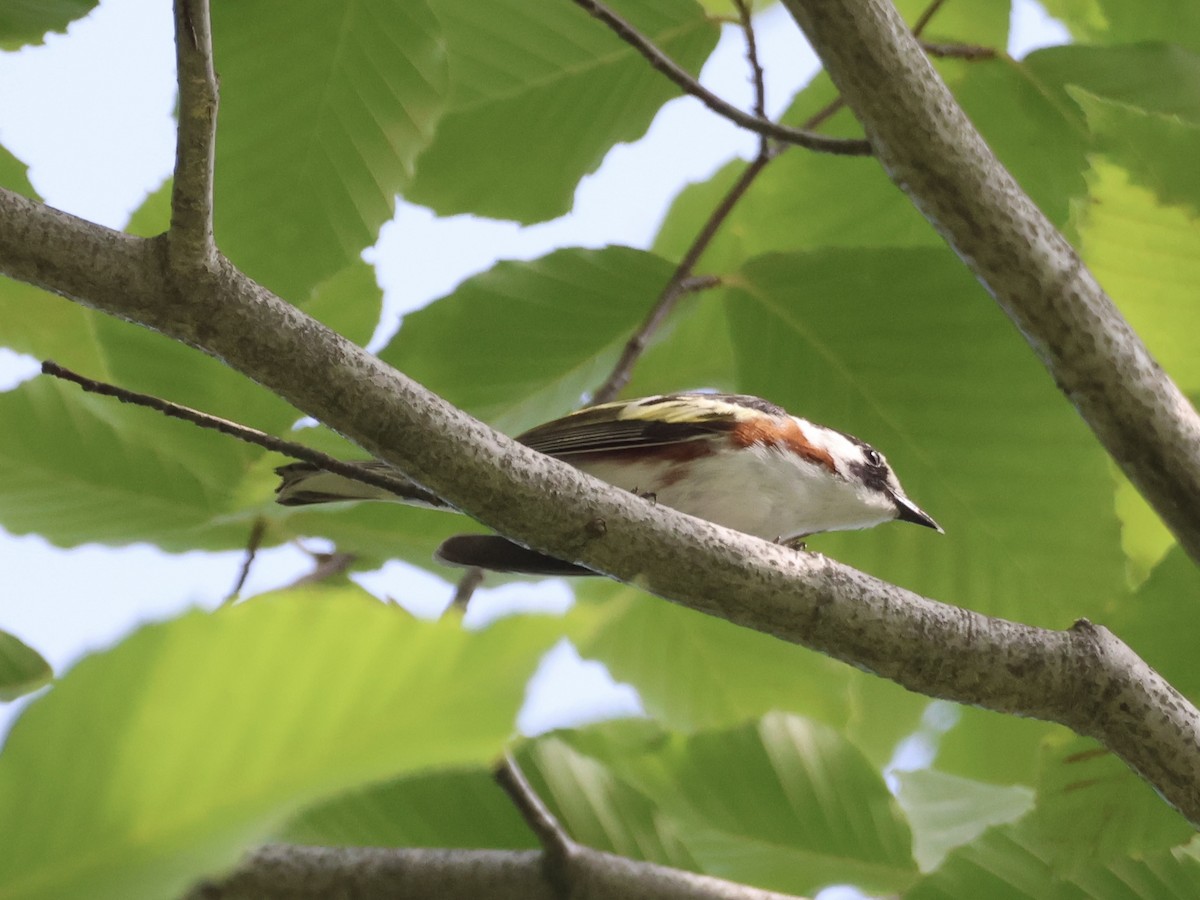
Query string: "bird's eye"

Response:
xmin=865 ymin=448 xmax=884 ymax=467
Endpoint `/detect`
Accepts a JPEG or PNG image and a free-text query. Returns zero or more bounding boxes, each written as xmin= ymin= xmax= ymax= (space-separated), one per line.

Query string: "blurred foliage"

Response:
xmin=2 ymin=0 xmax=1199 ymax=897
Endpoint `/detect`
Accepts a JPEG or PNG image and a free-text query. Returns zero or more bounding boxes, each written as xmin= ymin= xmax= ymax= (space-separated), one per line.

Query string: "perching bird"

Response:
xmin=275 ymin=393 xmax=941 ymax=575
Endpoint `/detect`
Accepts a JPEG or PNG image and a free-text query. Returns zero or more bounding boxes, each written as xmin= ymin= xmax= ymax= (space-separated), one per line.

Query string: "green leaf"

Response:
xmin=1073 ymin=159 xmax=1200 ymax=395
xmin=892 ymin=0 xmax=1011 ymax=46
xmin=0 ymin=0 xmax=96 ymax=50
xmin=553 ymin=714 xmax=917 ymax=895
xmin=1026 ymin=734 xmax=1194 ymax=871
xmin=379 ymin=246 xmax=678 ymax=434
xmin=1074 ymin=89 xmax=1200 ymax=216
xmin=211 ymin=0 xmax=448 ymax=299
xmin=1039 ymin=0 xmax=1200 ymax=54
xmin=0 ymin=375 xmax=262 ymax=551
xmin=1024 ymin=44 xmax=1200 ymax=125
xmin=1113 ymin=468 xmax=1175 ymax=586
xmin=123 ymin=178 xmax=171 ymax=237
xmin=522 ymin=730 xmax=700 ymax=870
xmin=938 ymin=57 xmax=1088 ymax=234
xmin=908 ymin=820 xmax=1200 ymax=899
xmin=652 ymin=154 xmax=940 ymax=275
xmin=571 ymin=581 xmax=928 ymax=769
xmin=0 ymin=281 xmax=108 ymax=375
xmin=621 ymin=289 xmax=739 ymax=398
xmin=935 ymin=707 xmax=1066 ymax=787
xmin=895 ymin=769 xmax=1035 ymax=873
xmin=406 ymin=0 xmax=719 ymax=222
xmin=0 ymin=587 xmax=560 ymax=900
xmin=281 ymin=766 xmax=537 ymax=849
xmin=725 ymin=248 xmax=1125 ymax=626
xmin=0 ymin=144 xmax=36 ymax=199
xmin=904 ymin=821 xmax=1064 ymax=900
xmin=0 ymin=630 xmax=51 ymax=702
xmin=573 ymin=582 xmax=855 ymax=730
xmin=1108 ymin=547 xmax=1200 ymax=704
xmin=1065 ymin=851 xmax=1200 ymax=899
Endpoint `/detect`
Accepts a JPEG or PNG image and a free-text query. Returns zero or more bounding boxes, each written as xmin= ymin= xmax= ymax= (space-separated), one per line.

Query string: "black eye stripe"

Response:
xmin=865 ymin=449 xmax=884 ymax=467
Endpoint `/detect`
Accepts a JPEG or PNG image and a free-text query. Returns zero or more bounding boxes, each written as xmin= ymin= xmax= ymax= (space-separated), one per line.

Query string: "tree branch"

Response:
xmin=186 ymin=843 xmax=808 ymax=900
xmin=169 ymin=0 xmax=218 ymax=269
xmin=4 ymin=184 xmax=1200 ymax=825
xmin=567 ymin=0 xmax=870 ymax=156
xmin=780 ymin=0 xmax=1200 ymax=565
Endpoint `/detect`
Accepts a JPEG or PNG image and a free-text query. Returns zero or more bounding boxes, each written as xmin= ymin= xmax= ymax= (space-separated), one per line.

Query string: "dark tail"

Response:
xmin=436 ymin=535 xmax=594 ymax=576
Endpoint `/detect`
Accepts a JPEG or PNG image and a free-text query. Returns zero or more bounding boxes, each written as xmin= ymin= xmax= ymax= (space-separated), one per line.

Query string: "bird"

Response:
xmin=274 ymin=392 xmax=941 ymax=575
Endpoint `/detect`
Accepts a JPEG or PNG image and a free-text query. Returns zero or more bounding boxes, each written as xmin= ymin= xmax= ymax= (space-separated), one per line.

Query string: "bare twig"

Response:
xmin=170 ymin=0 xmax=218 ymax=268
xmin=496 ymin=754 xmax=573 ymax=894
xmin=40 ymin=361 xmax=441 ymax=508
xmin=733 ymin=0 xmax=767 ymax=126
xmin=591 ymin=4 xmax=774 ymax=404
xmin=451 ymin=567 xmax=485 ymax=611
xmin=592 ymin=272 xmax=722 ymax=404
xmin=286 ymin=550 xmax=357 ymax=588
xmin=920 ymin=40 xmax=999 ymax=60
xmin=910 ymin=0 xmax=948 ymax=35
xmin=568 ymin=0 xmax=870 ymax=156
xmin=224 ymin=518 xmax=267 ymax=604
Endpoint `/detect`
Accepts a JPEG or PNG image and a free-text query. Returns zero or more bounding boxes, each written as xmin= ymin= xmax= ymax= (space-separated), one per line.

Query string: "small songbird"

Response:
xmin=275 ymin=392 xmax=941 ymax=575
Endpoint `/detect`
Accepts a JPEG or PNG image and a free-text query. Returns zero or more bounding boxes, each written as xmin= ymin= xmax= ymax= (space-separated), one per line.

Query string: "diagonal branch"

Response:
xmin=568 ymin=0 xmax=870 ymax=156
xmin=3 ymin=183 xmax=1200 ymax=825
xmin=169 ymin=0 xmax=219 ymax=269
xmin=778 ymin=0 xmax=1200 ymax=567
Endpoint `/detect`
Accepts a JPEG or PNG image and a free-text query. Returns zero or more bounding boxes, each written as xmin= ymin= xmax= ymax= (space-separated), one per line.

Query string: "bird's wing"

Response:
xmin=516 ymin=394 xmax=774 ymax=458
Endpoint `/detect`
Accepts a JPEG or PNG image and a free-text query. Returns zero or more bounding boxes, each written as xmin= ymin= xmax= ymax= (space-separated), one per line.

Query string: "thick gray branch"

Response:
xmin=186 ymin=844 xmax=807 ymax=900
xmin=2 ymin=185 xmax=1199 ymax=825
xmin=781 ymin=0 xmax=1200 ymax=564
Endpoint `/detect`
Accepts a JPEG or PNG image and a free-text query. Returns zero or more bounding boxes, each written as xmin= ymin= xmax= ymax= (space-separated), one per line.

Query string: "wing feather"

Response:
xmin=517 ymin=403 xmax=728 ymax=457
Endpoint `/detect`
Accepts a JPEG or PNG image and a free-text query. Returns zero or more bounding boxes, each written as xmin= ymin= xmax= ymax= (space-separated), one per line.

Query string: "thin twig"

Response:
xmin=494 ymin=758 xmax=573 ymax=864
xmin=286 ymin=550 xmax=357 ymax=588
xmin=169 ymin=0 xmax=219 ymax=268
xmin=800 ymin=95 xmax=846 ymax=131
xmin=224 ymin=517 xmax=266 ymax=605
xmin=569 ymin=0 xmax=870 ymax=156
xmin=910 ymin=0 xmax=948 ymax=35
xmin=733 ymin=0 xmax=767 ymax=126
xmin=451 ymin=567 xmax=485 ymax=611
xmin=592 ymin=5 xmax=774 ymax=404
xmin=920 ymin=40 xmax=999 ymax=60
xmin=591 ymin=273 xmax=722 ymax=404
xmin=41 ymin=361 xmax=437 ymax=506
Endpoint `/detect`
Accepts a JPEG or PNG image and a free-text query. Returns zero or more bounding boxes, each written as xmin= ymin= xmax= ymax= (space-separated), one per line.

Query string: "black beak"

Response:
xmin=892 ymin=493 xmax=943 ymax=533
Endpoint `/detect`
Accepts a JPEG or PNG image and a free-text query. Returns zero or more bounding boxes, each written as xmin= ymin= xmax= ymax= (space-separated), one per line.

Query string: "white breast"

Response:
xmin=576 ymin=443 xmax=894 ymax=541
